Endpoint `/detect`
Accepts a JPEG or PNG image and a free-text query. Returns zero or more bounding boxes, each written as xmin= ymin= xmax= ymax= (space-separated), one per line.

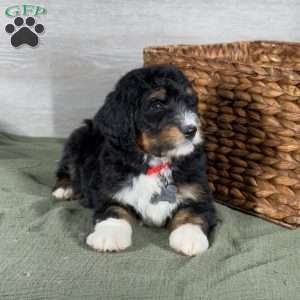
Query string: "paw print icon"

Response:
xmin=5 ymin=17 xmax=44 ymax=47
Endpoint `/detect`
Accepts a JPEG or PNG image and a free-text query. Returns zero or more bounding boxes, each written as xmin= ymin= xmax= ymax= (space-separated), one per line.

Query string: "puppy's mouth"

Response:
xmin=139 ymin=125 xmax=202 ymax=158
xmin=164 ymin=140 xmax=196 ymax=158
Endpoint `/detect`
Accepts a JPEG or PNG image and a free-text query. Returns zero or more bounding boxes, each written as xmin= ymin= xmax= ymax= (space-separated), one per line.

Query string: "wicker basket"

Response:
xmin=144 ymin=41 xmax=300 ymax=228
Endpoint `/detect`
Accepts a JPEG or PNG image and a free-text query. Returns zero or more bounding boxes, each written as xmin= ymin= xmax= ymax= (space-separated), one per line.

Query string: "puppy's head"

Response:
xmin=96 ymin=64 xmax=202 ymax=157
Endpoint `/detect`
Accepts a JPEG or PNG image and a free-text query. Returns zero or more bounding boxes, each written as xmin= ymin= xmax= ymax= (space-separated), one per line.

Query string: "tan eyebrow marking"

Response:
xmin=186 ymin=86 xmax=195 ymax=95
xmin=147 ymin=88 xmax=167 ymax=100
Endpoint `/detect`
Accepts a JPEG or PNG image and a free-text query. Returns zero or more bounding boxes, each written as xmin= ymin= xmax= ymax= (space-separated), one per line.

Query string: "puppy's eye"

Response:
xmin=149 ymin=100 xmax=166 ymax=111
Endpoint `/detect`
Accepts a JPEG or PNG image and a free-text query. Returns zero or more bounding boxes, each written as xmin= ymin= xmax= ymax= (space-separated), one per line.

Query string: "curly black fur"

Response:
xmin=53 ymin=64 xmax=216 ymax=253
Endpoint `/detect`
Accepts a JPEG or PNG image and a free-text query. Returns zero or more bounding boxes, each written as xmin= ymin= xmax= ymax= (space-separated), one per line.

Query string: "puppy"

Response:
xmin=52 ymin=64 xmax=216 ymax=256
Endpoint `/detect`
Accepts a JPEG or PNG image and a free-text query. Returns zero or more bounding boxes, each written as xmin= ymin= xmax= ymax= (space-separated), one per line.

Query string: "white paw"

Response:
xmin=52 ymin=187 xmax=73 ymax=200
xmin=169 ymin=223 xmax=209 ymax=256
xmin=86 ymin=218 xmax=132 ymax=252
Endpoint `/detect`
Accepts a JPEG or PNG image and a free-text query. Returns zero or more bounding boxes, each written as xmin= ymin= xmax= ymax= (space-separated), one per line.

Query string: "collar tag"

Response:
xmin=146 ymin=162 xmax=170 ymax=176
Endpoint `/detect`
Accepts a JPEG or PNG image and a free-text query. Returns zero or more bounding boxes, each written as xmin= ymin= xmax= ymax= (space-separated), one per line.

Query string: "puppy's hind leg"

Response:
xmin=53 ymin=121 xmax=96 ymax=201
xmin=52 ymin=155 xmax=75 ymax=201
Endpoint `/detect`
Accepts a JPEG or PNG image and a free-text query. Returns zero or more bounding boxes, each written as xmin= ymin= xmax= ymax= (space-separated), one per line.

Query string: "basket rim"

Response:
xmin=143 ymin=40 xmax=300 ymax=51
xmin=143 ymin=40 xmax=300 ymax=72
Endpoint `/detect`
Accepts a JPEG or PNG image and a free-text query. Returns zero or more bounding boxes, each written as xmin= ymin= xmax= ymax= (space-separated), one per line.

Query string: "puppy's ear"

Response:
xmin=94 ymin=89 xmax=137 ymax=149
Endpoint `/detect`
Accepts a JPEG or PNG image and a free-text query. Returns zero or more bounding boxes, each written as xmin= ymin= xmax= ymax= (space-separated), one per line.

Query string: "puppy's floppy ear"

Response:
xmin=94 ymin=88 xmax=137 ymax=149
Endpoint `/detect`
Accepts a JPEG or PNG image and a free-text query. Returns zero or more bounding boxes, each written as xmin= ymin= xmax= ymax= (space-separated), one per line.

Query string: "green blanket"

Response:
xmin=0 ymin=133 xmax=299 ymax=300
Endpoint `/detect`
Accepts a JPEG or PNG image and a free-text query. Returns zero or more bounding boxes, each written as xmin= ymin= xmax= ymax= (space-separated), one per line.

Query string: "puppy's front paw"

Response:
xmin=86 ymin=218 xmax=132 ymax=252
xmin=52 ymin=187 xmax=73 ymax=200
xmin=169 ymin=223 xmax=209 ymax=256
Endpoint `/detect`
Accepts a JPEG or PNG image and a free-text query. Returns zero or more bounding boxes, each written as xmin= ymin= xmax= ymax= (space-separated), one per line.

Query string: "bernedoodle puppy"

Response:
xmin=52 ymin=64 xmax=216 ymax=256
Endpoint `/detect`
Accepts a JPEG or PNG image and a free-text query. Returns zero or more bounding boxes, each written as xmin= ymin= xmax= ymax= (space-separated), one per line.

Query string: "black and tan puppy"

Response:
xmin=52 ymin=64 xmax=216 ymax=256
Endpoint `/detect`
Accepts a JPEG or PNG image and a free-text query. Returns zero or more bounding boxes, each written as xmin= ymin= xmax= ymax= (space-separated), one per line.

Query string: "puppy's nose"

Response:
xmin=182 ymin=125 xmax=197 ymax=139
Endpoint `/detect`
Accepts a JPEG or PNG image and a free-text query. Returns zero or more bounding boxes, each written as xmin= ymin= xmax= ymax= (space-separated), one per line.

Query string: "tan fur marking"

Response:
xmin=147 ymin=88 xmax=166 ymax=100
xmin=109 ymin=206 xmax=136 ymax=224
xmin=138 ymin=131 xmax=155 ymax=152
xmin=186 ymin=86 xmax=195 ymax=96
xmin=139 ymin=127 xmax=184 ymax=153
xmin=159 ymin=126 xmax=184 ymax=144
xmin=170 ymin=209 xmax=204 ymax=231
xmin=54 ymin=177 xmax=71 ymax=189
xmin=177 ymin=184 xmax=204 ymax=201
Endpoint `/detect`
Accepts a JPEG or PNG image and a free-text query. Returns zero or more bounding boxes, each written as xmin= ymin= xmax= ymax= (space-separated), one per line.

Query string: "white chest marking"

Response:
xmin=114 ymin=168 xmax=179 ymax=226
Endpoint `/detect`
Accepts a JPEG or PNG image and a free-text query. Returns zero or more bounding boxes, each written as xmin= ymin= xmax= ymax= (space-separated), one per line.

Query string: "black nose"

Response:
xmin=182 ymin=126 xmax=197 ymax=139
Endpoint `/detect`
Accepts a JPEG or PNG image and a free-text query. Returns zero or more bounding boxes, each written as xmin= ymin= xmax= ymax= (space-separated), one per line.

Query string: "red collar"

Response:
xmin=146 ymin=162 xmax=171 ymax=176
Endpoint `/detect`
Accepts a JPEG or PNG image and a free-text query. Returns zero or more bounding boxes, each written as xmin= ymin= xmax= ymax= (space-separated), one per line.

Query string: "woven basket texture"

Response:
xmin=144 ymin=41 xmax=300 ymax=228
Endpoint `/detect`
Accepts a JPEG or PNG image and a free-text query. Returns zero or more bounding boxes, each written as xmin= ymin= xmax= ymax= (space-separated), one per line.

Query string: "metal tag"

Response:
xmin=150 ymin=174 xmax=177 ymax=204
